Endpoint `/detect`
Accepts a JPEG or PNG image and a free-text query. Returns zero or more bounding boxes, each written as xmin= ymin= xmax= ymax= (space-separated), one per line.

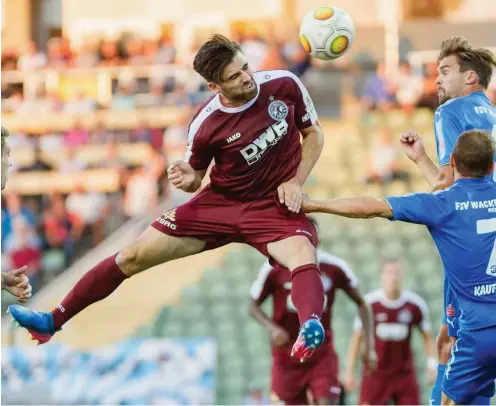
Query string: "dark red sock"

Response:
xmin=51 ymin=254 xmax=128 ymax=330
xmin=291 ymin=264 xmax=324 ymax=324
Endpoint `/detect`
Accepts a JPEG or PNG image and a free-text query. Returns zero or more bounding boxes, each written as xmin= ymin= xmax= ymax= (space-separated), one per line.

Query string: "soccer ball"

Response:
xmin=299 ymin=6 xmax=355 ymax=61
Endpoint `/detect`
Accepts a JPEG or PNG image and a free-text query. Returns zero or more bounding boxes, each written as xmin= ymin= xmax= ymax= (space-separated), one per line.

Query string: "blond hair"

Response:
xmin=438 ymin=36 xmax=496 ymax=89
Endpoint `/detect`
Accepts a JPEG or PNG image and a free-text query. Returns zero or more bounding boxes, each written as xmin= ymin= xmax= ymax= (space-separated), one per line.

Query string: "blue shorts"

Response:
xmin=442 ymin=327 xmax=496 ymax=404
xmin=441 ymin=278 xmax=460 ymax=337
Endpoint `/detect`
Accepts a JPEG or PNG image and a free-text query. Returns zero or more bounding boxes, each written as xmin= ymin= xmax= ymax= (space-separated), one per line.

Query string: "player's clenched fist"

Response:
xmin=167 ymin=161 xmax=196 ymax=191
xmin=270 ymin=325 xmax=290 ymax=348
xmin=277 ymin=177 xmax=303 ymax=213
xmin=400 ymin=130 xmax=426 ymax=163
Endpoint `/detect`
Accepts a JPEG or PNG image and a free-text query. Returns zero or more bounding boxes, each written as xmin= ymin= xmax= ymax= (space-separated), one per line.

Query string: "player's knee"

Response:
xmin=271 ymin=236 xmax=316 ymax=270
xmin=116 ymin=245 xmax=146 ymax=277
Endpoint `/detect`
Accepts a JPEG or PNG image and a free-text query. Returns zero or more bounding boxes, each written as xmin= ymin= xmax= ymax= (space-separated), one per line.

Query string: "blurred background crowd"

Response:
xmin=1 ymin=0 xmax=496 ymax=404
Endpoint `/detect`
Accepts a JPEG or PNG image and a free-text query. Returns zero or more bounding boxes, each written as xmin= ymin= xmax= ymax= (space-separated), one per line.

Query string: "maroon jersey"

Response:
xmin=185 ymin=70 xmax=318 ymax=199
xmin=355 ymin=289 xmax=431 ymax=374
xmin=251 ymin=250 xmax=358 ymax=363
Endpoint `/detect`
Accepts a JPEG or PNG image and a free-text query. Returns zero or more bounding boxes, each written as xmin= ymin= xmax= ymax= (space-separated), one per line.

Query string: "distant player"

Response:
xmin=9 ymin=35 xmax=326 ymax=361
xmin=344 ymin=258 xmax=435 ymax=405
xmin=400 ymin=36 xmax=496 ymax=405
xmin=1 ymin=126 xmax=32 ymax=302
xmin=249 ymin=218 xmax=374 ymax=405
xmin=302 ymin=130 xmax=496 ymax=404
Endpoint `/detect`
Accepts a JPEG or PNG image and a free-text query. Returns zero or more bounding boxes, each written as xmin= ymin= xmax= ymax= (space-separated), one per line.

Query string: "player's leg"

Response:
xmin=441 ymin=327 xmax=496 ymax=405
xmin=270 ymin=361 xmax=308 ymax=405
xmin=393 ymin=372 xmax=421 ymax=405
xmin=8 ymin=187 xmax=237 ymax=343
xmin=358 ymin=373 xmax=392 ymax=406
xmin=307 ymin=350 xmax=341 ymax=405
xmin=431 ymin=323 xmax=452 ymax=405
xmin=8 ymin=228 xmax=205 ymax=342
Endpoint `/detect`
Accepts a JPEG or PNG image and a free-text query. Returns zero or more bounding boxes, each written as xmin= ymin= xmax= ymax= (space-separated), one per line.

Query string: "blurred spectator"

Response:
xmin=20 ymin=145 xmax=53 ymax=172
xmin=90 ymin=121 xmax=115 ymax=144
xmin=17 ymin=41 xmax=47 ymax=71
xmin=156 ymin=34 xmax=176 ymax=64
xmin=4 ymin=216 xmax=42 ymax=292
xmin=72 ymin=39 xmax=99 ymax=68
xmin=365 ymin=130 xmax=410 ymax=185
xmin=124 ymin=165 xmax=158 ymax=219
xmin=163 ymin=107 xmax=190 ymax=162
xmin=241 ymin=34 xmax=267 ymax=71
xmin=64 ymin=120 xmax=90 ymax=148
xmin=131 ymin=120 xmax=153 ymax=144
xmin=417 ymin=62 xmax=439 ymax=111
xmin=43 ymin=194 xmax=84 ymax=264
xmin=66 ymin=184 xmax=109 ymax=246
xmin=99 ymin=39 xmax=123 ymax=67
xmin=38 ymin=130 xmax=65 ymax=153
xmin=1 ymin=192 xmax=37 ymax=247
xmin=361 ymin=63 xmax=396 ymax=111
xmin=1 ymin=48 xmax=18 ymax=70
xmin=64 ymin=91 xmax=97 ymax=115
xmin=138 ymin=80 xmax=166 ymax=108
xmin=126 ymin=37 xmax=147 ymax=66
xmin=16 ymin=86 xmax=57 ymax=116
xmin=58 ymin=145 xmax=88 ymax=173
xmin=282 ymin=32 xmax=311 ymax=77
xmin=111 ymin=84 xmax=137 ymax=111
xmin=395 ymin=63 xmax=424 ymax=112
xmin=46 ymin=38 xmax=69 ymax=68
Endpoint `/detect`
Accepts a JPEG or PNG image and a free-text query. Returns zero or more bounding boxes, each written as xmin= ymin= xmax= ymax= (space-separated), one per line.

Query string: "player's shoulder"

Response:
xmin=364 ymin=289 xmax=385 ymax=304
xmin=188 ymin=94 xmax=222 ymax=134
xmin=402 ymin=290 xmax=429 ymax=310
xmin=255 ymin=69 xmax=301 ymax=86
xmin=317 ymin=250 xmax=358 ymax=281
xmin=436 ymin=94 xmax=476 ymax=117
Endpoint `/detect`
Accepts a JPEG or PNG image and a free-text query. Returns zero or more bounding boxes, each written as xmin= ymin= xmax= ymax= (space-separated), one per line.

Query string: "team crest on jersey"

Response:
xmin=398 ymin=309 xmax=412 ymax=323
xmin=376 ymin=313 xmax=387 ymax=322
xmin=446 ymin=304 xmax=456 ymax=317
xmin=268 ymin=100 xmax=288 ymax=121
xmin=321 ymin=274 xmax=332 ymax=292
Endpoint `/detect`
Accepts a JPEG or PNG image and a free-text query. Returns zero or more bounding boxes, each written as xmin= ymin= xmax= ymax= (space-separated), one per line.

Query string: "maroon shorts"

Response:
xmin=151 ymin=185 xmax=318 ymax=257
xmin=271 ymin=349 xmax=341 ymax=405
xmin=359 ymin=371 xmax=420 ymax=405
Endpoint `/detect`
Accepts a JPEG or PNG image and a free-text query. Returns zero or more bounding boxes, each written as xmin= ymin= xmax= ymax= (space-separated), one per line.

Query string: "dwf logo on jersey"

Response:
xmin=241 ymin=120 xmax=288 ymax=165
xmin=268 ymin=100 xmax=288 ymax=121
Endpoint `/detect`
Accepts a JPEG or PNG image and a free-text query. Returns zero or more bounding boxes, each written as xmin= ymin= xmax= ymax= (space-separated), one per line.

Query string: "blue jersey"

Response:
xmin=434 ymin=91 xmax=496 ymax=182
xmin=386 ymin=177 xmax=496 ymax=332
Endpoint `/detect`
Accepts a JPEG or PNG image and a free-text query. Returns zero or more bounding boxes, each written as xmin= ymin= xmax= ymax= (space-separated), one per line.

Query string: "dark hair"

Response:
xmin=438 ymin=36 xmax=496 ymax=89
xmin=452 ymin=130 xmax=495 ymax=177
xmin=193 ymin=34 xmax=242 ymax=84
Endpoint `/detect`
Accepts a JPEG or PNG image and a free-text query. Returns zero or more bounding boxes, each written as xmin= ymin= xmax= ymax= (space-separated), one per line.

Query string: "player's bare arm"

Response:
xmin=344 ymin=329 xmax=362 ymax=392
xmin=303 ymin=194 xmax=393 ymax=219
xmin=278 ymin=121 xmax=324 ymax=213
xmin=345 ymin=288 xmax=375 ymax=371
xmin=167 ymin=161 xmax=207 ymax=193
xmin=249 ymin=299 xmax=290 ymax=348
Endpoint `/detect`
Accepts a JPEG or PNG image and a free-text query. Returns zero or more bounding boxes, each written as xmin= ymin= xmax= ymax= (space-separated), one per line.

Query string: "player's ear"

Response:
xmin=207 ymin=82 xmax=221 ymax=94
xmin=488 ymin=161 xmax=494 ymax=176
xmin=449 ymin=154 xmax=456 ymax=170
xmin=464 ymin=70 xmax=478 ymax=86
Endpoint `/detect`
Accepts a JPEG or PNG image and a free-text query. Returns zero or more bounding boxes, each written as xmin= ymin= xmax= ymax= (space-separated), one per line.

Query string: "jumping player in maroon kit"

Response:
xmin=9 ymin=35 xmax=328 ymax=360
xmin=344 ymin=258 xmax=436 ymax=405
xmin=249 ymin=219 xmax=374 ymax=405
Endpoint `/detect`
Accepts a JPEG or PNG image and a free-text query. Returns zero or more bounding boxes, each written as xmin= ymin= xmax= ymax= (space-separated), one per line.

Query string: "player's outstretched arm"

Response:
xmin=303 ymin=194 xmax=393 ymax=219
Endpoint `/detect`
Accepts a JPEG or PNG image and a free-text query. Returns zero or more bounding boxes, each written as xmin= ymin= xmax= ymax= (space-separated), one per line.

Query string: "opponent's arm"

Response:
xmin=304 ymin=195 xmax=393 ymax=219
xmin=420 ymin=329 xmax=437 ymax=384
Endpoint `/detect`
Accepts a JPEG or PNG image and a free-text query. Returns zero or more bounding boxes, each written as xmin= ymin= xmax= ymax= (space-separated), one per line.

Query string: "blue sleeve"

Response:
xmin=385 ymin=192 xmax=447 ymax=227
xmin=434 ymin=110 xmax=464 ymax=166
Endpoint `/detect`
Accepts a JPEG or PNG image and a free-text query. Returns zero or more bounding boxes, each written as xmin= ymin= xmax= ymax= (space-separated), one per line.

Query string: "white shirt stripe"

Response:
xmin=184 ymin=98 xmax=219 ymax=162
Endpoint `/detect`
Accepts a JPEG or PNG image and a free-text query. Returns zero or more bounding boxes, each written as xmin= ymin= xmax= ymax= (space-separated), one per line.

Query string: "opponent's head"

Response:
xmin=380 ymin=258 xmax=403 ymax=295
xmin=436 ymin=36 xmax=496 ymax=104
xmin=450 ymin=130 xmax=495 ymax=178
xmin=1 ymin=126 xmax=11 ymax=190
xmin=193 ymin=34 xmax=257 ymax=103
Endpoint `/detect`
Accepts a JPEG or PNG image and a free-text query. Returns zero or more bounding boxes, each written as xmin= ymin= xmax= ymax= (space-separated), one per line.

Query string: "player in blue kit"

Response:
xmin=399 ymin=36 xmax=496 ymax=405
xmin=302 ymin=129 xmax=496 ymax=405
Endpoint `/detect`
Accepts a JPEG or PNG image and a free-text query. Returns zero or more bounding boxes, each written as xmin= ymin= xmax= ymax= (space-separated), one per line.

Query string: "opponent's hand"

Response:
xmin=2 ymin=266 xmax=32 ymax=303
xmin=167 ymin=161 xmax=196 ymax=191
xmin=277 ymin=178 xmax=303 ymax=213
xmin=400 ymin=130 xmax=426 ymax=163
xmin=270 ymin=325 xmax=290 ymax=348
